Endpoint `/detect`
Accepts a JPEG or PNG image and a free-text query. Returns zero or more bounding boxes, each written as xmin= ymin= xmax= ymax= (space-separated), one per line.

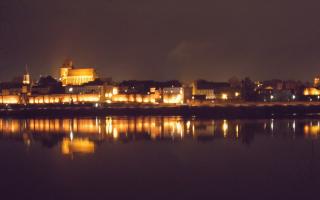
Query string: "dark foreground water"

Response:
xmin=0 ymin=116 xmax=320 ymax=200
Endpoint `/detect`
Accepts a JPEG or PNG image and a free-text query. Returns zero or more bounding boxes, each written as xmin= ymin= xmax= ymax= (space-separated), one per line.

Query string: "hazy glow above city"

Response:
xmin=0 ymin=0 xmax=320 ymax=81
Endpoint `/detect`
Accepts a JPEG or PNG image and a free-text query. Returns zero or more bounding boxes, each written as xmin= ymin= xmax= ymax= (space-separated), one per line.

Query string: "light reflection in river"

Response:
xmin=0 ymin=117 xmax=319 ymax=155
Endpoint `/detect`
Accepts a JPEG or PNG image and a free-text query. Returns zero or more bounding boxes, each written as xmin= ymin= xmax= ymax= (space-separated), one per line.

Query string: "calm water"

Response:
xmin=0 ymin=116 xmax=320 ymax=199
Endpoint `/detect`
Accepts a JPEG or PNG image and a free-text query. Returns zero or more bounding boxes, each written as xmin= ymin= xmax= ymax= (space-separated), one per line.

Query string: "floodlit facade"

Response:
xmin=162 ymin=87 xmax=184 ymax=104
xmin=112 ymin=94 xmax=157 ymax=103
xmin=303 ymin=88 xmax=320 ymax=96
xmin=315 ymin=77 xmax=320 ymax=87
xmin=23 ymin=72 xmax=30 ymax=85
xmin=28 ymin=94 xmax=100 ymax=104
xmin=192 ymin=80 xmax=215 ymax=100
xmin=60 ymin=59 xmax=96 ymax=86
xmin=0 ymin=95 xmax=20 ymax=104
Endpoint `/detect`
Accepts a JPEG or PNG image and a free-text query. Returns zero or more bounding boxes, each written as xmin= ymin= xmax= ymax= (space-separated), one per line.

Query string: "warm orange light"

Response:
xmin=304 ymin=124 xmax=320 ymax=138
xmin=61 ymin=138 xmax=95 ymax=155
xmin=222 ymin=120 xmax=228 ymax=137
xmin=222 ymin=93 xmax=228 ymax=100
xmin=0 ymin=95 xmax=20 ymax=104
xmin=304 ymin=88 xmax=320 ymax=96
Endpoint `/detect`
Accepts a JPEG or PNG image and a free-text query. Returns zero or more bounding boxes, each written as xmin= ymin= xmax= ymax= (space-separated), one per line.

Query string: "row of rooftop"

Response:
xmin=0 ymin=59 xmax=320 ymax=105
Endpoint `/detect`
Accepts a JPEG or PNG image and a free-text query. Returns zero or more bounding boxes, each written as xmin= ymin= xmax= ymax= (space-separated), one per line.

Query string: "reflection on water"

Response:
xmin=0 ymin=116 xmax=319 ymax=155
xmin=61 ymin=138 xmax=95 ymax=155
xmin=1 ymin=117 xmax=320 ymax=200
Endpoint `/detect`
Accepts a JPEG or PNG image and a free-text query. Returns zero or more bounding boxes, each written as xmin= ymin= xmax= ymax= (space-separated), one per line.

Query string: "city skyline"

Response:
xmin=0 ymin=58 xmax=317 ymax=84
xmin=1 ymin=0 xmax=320 ymax=81
xmin=2 ymin=2 xmax=320 ymax=200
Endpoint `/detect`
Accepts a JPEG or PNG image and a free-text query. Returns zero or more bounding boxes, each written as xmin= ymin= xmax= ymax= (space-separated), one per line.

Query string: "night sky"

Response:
xmin=1 ymin=0 xmax=320 ymax=82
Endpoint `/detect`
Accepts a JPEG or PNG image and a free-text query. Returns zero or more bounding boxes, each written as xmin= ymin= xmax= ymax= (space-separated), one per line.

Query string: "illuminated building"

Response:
xmin=104 ymin=85 xmax=118 ymax=102
xmin=221 ymin=93 xmax=228 ymax=100
xmin=192 ymin=80 xmax=239 ymax=101
xmin=0 ymin=68 xmax=32 ymax=104
xmin=60 ymin=59 xmax=96 ymax=86
xmin=66 ymin=84 xmax=104 ymax=95
xmin=192 ymin=80 xmax=215 ymax=100
xmin=111 ymin=87 xmax=184 ymax=104
xmin=23 ymin=74 xmax=30 ymax=85
xmin=0 ymin=95 xmax=20 ymax=104
xmin=111 ymin=93 xmax=157 ymax=103
xmin=162 ymin=87 xmax=184 ymax=104
xmin=28 ymin=94 xmax=100 ymax=104
xmin=115 ymin=80 xmax=184 ymax=104
xmin=303 ymin=88 xmax=320 ymax=96
xmin=314 ymin=76 xmax=320 ymax=87
xmin=23 ymin=67 xmax=30 ymax=85
xmin=0 ymin=82 xmax=24 ymax=96
xmin=0 ymin=82 xmax=29 ymax=105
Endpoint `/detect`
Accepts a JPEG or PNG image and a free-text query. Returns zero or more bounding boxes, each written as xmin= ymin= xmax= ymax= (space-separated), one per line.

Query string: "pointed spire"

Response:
xmin=25 ymin=64 xmax=29 ymax=74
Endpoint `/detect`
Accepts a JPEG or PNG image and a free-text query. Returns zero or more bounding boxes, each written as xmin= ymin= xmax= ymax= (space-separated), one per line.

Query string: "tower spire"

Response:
xmin=23 ymin=64 xmax=30 ymax=85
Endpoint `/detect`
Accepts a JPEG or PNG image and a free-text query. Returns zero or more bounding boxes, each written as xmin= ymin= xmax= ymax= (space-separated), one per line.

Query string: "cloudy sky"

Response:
xmin=1 ymin=0 xmax=320 ymax=82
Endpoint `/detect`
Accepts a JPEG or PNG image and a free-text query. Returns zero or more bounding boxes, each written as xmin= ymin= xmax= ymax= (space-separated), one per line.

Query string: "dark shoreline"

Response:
xmin=1 ymin=103 xmax=320 ymax=119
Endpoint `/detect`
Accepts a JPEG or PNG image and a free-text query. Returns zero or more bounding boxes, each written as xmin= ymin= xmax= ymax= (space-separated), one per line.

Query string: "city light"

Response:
xmin=222 ymin=93 xmax=228 ymax=100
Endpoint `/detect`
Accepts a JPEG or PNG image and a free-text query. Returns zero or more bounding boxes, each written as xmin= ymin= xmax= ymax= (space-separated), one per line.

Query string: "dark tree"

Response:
xmin=241 ymin=77 xmax=257 ymax=101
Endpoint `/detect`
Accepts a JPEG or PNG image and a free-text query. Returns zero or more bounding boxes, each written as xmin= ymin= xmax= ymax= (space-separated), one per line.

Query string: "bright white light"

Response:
xmin=222 ymin=93 xmax=228 ymax=100
xmin=68 ymin=87 xmax=73 ymax=92
xmin=70 ymin=131 xmax=74 ymax=141
xmin=292 ymin=120 xmax=296 ymax=132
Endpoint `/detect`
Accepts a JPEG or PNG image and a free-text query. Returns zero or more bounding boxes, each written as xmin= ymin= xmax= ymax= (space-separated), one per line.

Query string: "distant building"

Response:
xmin=192 ymin=80 xmax=215 ymax=100
xmin=192 ymin=80 xmax=240 ymax=101
xmin=60 ymin=59 xmax=97 ymax=86
xmin=28 ymin=93 xmax=101 ymax=104
xmin=65 ymin=79 xmax=104 ymax=95
xmin=31 ymin=76 xmax=64 ymax=95
xmin=112 ymin=80 xmax=184 ymax=104
xmin=162 ymin=87 xmax=184 ymax=104
xmin=23 ymin=66 xmax=31 ymax=85
xmin=183 ymin=86 xmax=193 ymax=103
xmin=0 ymin=82 xmax=24 ymax=96
xmin=314 ymin=76 xmax=320 ymax=87
xmin=255 ymin=79 xmax=303 ymax=101
xmin=65 ymin=79 xmax=118 ymax=102
xmin=304 ymin=87 xmax=320 ymax=96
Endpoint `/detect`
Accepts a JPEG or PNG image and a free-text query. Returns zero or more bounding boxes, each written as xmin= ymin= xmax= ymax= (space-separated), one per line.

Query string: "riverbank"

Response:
xmin=1 ymin=102 xmax=320 ymax=118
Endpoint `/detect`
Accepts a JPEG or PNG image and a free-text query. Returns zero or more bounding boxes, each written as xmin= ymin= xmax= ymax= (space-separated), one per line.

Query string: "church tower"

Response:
xmin=60 ymin=58 xmax=74 ymax=85
xmin=23 ymin=65 xmax=30 ymax=85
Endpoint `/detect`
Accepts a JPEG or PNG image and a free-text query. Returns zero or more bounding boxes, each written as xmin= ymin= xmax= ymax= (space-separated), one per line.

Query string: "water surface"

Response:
xmin=0 ymin=117 xmax=319 ymax=199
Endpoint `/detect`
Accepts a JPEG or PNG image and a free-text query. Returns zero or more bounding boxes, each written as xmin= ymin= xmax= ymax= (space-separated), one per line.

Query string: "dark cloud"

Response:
xmin=0 ymin=0 xmax=320 ymax=82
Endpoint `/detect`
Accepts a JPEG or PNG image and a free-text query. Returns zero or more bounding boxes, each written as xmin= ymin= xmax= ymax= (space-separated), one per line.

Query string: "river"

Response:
xmin=0 ymin=116 xmax=319 ymax=199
